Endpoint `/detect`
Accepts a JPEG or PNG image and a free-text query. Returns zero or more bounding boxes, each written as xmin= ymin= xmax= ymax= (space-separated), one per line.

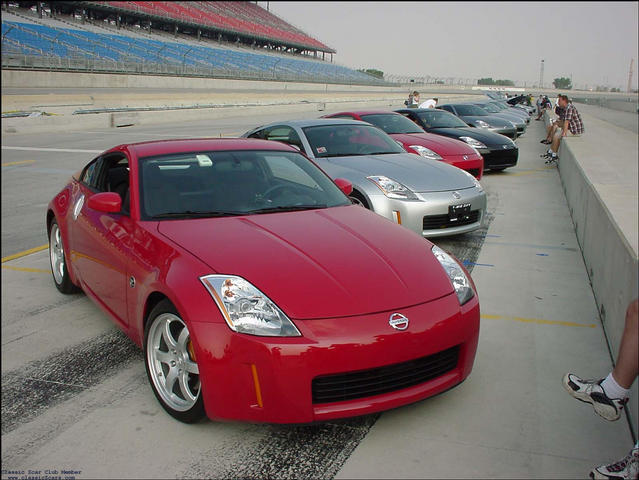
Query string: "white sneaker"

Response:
xmin=562 ymin=373 xmax=627 ymax=421
xmin=590 ymin=446 xmax=639 ymax=479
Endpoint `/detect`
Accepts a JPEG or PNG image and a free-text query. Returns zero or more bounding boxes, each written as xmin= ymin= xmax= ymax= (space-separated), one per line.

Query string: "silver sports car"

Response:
xmin=242 ymin=119 xmax=486 ymax=238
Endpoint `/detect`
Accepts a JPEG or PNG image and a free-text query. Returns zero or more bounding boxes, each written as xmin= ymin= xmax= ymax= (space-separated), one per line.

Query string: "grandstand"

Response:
xmin=1 ymin=1 xmax=387 ymax=86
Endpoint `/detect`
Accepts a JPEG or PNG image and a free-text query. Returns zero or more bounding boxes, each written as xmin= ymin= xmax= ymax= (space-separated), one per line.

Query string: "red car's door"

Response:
xmin=71 ymin=154 xmax=132 ymax=328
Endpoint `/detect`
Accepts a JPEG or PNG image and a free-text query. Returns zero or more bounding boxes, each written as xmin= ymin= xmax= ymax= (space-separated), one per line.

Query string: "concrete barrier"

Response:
xmin=552 ymin=108 xmax=638 ymax=436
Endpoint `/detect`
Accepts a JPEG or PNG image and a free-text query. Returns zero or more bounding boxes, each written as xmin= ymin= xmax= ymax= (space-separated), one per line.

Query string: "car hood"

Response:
xmin=320 ymin=153 xmax=477 ymax=192
xmin=158 ymin=206 xmax=455 ymax=319
xmin=429 ymin=127 xmax=516 ymax=148
xmin=389 ymin=132 xmax=477 ymax=156
xmin=459 ymin=115 xmax=515 ymax=128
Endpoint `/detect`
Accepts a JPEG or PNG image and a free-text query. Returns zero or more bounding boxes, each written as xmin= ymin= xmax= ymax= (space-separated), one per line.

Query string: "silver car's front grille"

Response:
xmin=423 ymin=210 xmax=480 ymax=230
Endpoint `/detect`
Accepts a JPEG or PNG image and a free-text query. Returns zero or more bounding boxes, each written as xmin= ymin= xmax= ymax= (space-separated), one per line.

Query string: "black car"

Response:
xmin=436 ymin=103 xmax=519 ymax=139
xmin=395 ymin=108 xmax=519 ymax=171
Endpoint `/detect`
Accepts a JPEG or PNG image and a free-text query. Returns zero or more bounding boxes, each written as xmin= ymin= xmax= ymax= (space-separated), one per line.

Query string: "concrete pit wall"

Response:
xmin=551 ymin=110 xmax=638 ymax=438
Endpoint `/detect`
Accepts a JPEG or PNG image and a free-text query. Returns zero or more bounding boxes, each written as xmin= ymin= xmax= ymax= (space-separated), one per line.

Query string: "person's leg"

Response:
xmin=612 ymin=299 xmax=639 ymax=388
xmin=562 ymin=299 xmax=638 ymax=421
xmin=550 ymin=129 xmax=561 ymax=153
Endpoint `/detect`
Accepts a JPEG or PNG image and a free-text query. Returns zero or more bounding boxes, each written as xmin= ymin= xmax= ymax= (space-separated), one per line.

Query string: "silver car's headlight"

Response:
xmin=367 ymin=175 xmax=418 ymax=200
xmin=409 ymin=145 xmax=443 ymax=160
xmin=431 ymin=245 xmax=475 ymax=305
xmin=200 ymin=275 xmax=301 ymax=336
xmin=475 ymin=120 xmax=491 ymax=128
xmin=459 ymin=136 xmax=487 ymax=149
xmin=460 ymin=170 xmax=483 ymax=191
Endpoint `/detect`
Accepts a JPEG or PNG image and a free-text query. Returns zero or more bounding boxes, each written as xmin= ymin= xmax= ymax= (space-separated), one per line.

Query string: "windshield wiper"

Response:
xmin=246 ymin=204 xmax=327 ymax=214
xmin=151 ymin=210 xmax=243 ymax=219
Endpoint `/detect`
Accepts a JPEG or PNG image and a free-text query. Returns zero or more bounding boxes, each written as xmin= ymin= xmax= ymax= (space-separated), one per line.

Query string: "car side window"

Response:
xmin=85 ymin=153 xmax=130 ymax=215
xmin=80 ymin=158 xmax=102 ymax=189
xmin=441 ymin=105 xmax=454 ymax=114
xmin=247 ymin=129 xmax=267 ymax=140
xmin=330 ymin=115 xmax=356 ymax=119
xmin=263 ymin=126 xmax=305 ymax=152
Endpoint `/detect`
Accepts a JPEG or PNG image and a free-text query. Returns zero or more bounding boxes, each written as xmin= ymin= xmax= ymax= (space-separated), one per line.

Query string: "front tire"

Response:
xmin=144 ymin=300 xmax=205 ymax=423
xmin=349 ymin=191 xmax=369 ymax=209
xmin=48 ymin=218 xmax=80 ymax=294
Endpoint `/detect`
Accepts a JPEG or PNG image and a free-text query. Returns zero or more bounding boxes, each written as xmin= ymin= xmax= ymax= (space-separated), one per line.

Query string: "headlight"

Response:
xmin=460 ymin=170 xmax=483 ymax=191
xmin=459 ymin=136 xmax=487 ymax=149
xmin=200 ymin=275 xmax=301 ymax=337
xmin=409 ymin=145 xmax=443 ymax=160
xmin=510 ymin=121 xmax=518 ymax=127
xmin=431 ymin=245 xmax=475 ymax=305
xmin=475 ymin=120 xmax=491 ymax=128
xmin=367 ymin=175 xmax=418 ymax=200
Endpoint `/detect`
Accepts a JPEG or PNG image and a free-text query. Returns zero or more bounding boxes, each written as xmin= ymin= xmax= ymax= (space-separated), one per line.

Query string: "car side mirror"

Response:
xmin=87 ymin=192 xmax=122 ymax=213
xmin=334 ymin=178 xmax=353 ymax=196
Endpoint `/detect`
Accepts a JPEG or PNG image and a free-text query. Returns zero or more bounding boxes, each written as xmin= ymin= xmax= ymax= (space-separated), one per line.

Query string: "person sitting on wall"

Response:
xmin=542 ymin=94 xmax=584 ymax=164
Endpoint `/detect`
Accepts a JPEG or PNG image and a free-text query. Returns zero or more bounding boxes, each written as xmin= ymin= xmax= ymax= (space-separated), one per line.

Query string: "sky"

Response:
xmin=262 ymin=1 xmax=639 ymax=90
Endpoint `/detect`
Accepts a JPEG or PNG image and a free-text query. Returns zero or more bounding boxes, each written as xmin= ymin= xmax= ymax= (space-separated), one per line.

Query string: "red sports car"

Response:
xmin=323 ymin=111 xmax=484 ymax=179
xmin=47 ymin=138 xmax=480 ymax=424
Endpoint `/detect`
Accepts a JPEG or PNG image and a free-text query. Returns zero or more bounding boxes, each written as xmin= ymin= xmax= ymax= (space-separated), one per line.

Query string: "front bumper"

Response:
xmin=192 ymin=292 xmax=480 ymax=423
xmin=443 ymin=154 xmax=484 ymax=180
xmin=477 ymin=146 xmax=519 ymax=169
xmin=368 ymin=186 xmax=487 ymax=238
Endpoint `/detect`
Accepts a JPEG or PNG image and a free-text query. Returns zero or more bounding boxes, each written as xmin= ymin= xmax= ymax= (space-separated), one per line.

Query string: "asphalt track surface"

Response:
xmin=5 ymin=106 xmax=624 ymax=479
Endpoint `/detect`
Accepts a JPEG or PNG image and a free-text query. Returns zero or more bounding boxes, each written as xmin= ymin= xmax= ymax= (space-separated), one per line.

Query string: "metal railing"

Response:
xmin=1 ymin=51 xmax=394 ymax=86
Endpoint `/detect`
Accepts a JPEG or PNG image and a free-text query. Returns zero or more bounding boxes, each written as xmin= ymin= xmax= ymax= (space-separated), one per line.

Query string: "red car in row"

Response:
xmin=47 ymin=138 xmax=480 ymax=424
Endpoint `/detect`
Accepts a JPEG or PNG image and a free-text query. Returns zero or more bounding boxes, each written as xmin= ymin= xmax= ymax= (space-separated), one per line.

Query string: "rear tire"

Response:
xmin=48 ymin=218 xmax=80 ymax=294
xmin=144 ymin=300 xmax=205 ymax=423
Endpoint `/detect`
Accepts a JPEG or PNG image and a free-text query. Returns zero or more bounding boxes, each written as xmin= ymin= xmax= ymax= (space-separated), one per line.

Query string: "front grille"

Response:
xmin=312 ymin=345 xmax=459 ymax=404
xmin=483 ymin=149 xmax=518 ymax=168
xmin=423 ymin=210 xmax=480 ymax=230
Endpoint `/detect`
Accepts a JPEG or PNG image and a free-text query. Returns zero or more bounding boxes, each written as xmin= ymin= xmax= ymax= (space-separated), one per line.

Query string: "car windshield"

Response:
xmin=359 ymin=114 xmax=424 ymax=134
xmin=476 ymin=103 xmax=500 ymax=113
xmin=454 ymin=104 xmax=490 ymax=116
xmin=416 ymin=110 xmax=469 ymax=128
xmin=302 ymin=124 xmax=405 ymax=158
xmin=139 ymin=150 xmax=350 ymax=219
xmin=490 ymin=102 xmax=508 ymax=111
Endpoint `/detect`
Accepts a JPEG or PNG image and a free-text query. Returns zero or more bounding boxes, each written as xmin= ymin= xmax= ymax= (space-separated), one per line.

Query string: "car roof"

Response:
xmin=257 ymin=118 xmax=372 ymax=129
xmin=328 ymin=110 xmax=402 ymax=116
xmin=395 ymin=108 xmax=448 ymax=112
xmin=111 ymin=138 xmax=299 ymax=158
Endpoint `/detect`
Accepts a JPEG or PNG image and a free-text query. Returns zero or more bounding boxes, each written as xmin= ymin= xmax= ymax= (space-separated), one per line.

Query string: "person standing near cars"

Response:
xmin=419 ymin=97 xmax=438 ymax=109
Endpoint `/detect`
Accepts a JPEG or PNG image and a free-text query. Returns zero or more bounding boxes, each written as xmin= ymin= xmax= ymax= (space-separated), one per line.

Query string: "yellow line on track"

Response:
xmin=508 ymin=167 xmax=555 ymax=177
xmin=2 ymin=244 xmax=48 ymax=263
xmin=482 ymin=314 xmax=596 ymax=328
xmin=2 ymin=160 xmax=36 ymax=167
xmin=2 ymin=265 xmax=50 ymax=273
